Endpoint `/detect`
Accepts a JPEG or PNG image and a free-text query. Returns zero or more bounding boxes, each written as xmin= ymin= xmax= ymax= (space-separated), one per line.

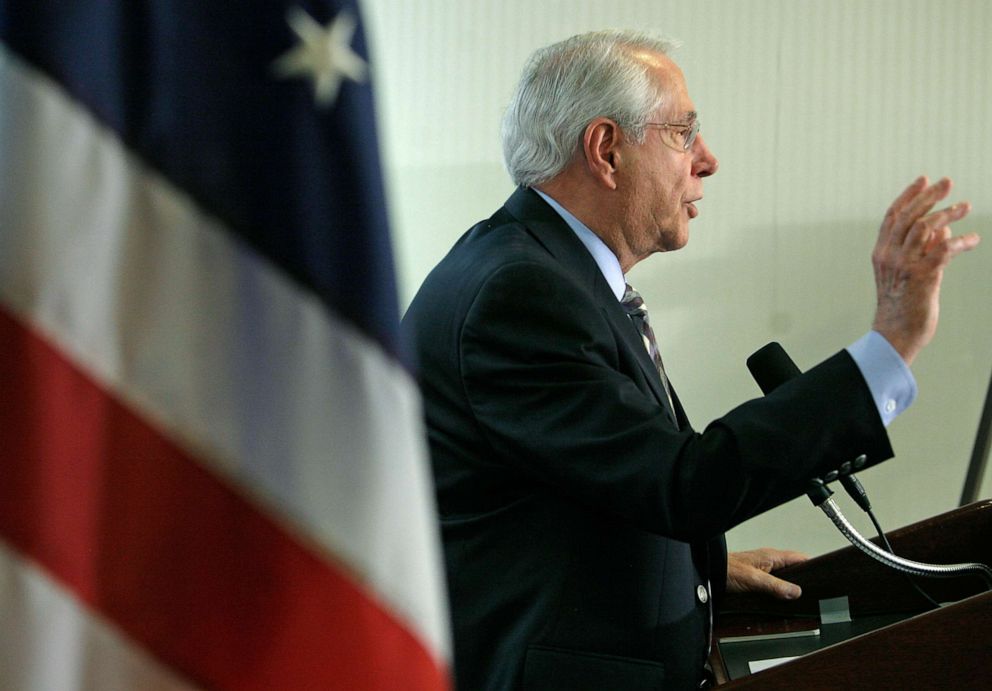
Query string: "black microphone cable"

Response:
xmin=838 ymin=474 xmax=942 ymax=610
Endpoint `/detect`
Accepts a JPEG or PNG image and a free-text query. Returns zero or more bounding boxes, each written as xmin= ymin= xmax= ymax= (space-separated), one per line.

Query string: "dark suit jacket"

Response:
xmin=403 ymin=187 xmax=893 ymax=690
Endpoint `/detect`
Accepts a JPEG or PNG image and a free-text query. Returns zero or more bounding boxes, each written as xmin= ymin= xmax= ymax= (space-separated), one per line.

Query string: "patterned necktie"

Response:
xmin=622 ymin=283 xmax=678 ymax=427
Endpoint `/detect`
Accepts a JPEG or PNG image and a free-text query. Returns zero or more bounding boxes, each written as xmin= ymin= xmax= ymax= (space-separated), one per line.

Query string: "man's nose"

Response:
xmin=692 ymin=135 xmax=718 ymax=177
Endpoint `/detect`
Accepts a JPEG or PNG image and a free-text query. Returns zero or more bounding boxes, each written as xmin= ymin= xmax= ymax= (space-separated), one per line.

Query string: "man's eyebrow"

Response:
xmin=682 ymin=111 xmax=698 ymax=123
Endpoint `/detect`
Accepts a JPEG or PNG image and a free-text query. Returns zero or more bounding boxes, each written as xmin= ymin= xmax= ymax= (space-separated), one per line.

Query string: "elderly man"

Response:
xmin=402 ymin=30 xmax=979 ymax=690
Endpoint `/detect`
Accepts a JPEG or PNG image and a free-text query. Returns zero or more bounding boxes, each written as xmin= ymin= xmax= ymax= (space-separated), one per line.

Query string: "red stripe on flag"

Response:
xmin=0 ymin=305 xmax=448 ymax=691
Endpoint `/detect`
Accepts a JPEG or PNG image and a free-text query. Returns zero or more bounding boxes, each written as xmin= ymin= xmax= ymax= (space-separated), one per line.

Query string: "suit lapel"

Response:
xmin=503 ymin=188 xmax=679 ymax=427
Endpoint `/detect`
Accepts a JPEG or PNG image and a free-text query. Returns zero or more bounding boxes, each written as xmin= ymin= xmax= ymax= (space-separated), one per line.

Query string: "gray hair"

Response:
xmin=501 ymin=30 xmax=680 ymax=188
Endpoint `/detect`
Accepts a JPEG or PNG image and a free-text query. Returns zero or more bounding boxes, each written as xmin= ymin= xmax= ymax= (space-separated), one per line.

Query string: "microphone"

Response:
xmin=746 ymin=342 xmax=833 ymax=505
xmin=746 ymin=342 xmax=871 ymax=511
xmin=744 ymin=342 xmax=992 ymax=589
xmin=746 ymin=341 xmax=800 ymax=395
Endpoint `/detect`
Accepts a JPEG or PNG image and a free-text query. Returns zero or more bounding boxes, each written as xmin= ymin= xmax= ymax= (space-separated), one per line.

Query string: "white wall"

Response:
xmin=364 ymin=0 xmax=992 ymax=557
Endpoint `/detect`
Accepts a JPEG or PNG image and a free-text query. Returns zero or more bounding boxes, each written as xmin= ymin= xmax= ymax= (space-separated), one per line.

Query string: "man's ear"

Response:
xmin=582 ymin=117 xmax=621 ymax=190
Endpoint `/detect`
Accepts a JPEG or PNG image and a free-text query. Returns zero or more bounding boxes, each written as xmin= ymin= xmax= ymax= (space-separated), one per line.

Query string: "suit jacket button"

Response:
xmin=696 ymin=584 xmax=709 ymax=604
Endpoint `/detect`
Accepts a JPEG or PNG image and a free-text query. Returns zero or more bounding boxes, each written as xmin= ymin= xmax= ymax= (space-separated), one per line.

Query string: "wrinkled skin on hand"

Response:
xmin=871 ymin=176 xmax=980 ymax=365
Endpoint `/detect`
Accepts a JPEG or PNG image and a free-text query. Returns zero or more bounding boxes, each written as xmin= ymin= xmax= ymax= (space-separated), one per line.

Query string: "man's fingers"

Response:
xmin=926 ymin=201 xmax=971 ymax=234
xmin=769 ymin=574 xmax=802 ymax=600
xmin=749 ymin=570 xmax=802 ymax=600
xmin=732 ymin=548 xmax=807 ymax=570
xmin=880 ymin=176 xmax=943 ymax=245
xmin=923 ymin=225 xmax=952 ymax=255
xmin=763 ymin=548 xmax=809 ymax=570
xmin=920 ymin=228 xmax=980 ymax=268
xmin=884 ymin=175 xmax=927 ymax=225
xmin=879 ymin=178 xmax=951 ymax=245
xmin=892 ymin=177 xmax=952 ymax=243
xmin=944 ymin=232 xmax=982 ymax=260
xmin=880 ymin=176 xmax=926 ymax=241
xmin=905 ymin=201 xmax=971 ymax=250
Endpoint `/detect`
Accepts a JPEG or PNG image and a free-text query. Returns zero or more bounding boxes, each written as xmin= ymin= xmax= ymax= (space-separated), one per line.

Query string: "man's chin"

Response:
xmin=659 ymin=233 xmax=689 ymax=253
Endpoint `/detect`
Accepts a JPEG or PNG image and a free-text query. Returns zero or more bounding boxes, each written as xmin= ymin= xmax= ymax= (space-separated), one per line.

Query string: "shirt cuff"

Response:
xmin=846 ymin=331 xmax=917 ymax=427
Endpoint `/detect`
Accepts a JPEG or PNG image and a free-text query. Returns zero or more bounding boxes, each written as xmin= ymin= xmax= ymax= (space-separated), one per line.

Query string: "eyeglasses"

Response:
xmin=643 ymin=118 xmax=700 ymax=151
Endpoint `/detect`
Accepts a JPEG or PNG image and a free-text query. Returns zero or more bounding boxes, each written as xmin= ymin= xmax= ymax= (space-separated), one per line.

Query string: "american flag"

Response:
xmin=0 ymin=1 xmax=449 ymax=688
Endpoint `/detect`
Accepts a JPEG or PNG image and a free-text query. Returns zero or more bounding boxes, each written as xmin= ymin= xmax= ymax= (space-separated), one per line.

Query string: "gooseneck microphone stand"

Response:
xmin=806 ymin=479 xmax=992 ymax=589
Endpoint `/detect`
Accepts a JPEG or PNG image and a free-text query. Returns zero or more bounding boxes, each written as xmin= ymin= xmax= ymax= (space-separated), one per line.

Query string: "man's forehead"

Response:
xmin=641 ymin=53 xmax=694 ymax=117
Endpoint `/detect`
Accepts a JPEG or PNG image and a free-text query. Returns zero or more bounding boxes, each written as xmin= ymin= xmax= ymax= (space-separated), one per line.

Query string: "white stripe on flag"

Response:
xmin=0 ymin=44 xmax=449 ymax=664
xmin=0 ymin=540 xmax=200 ymax=691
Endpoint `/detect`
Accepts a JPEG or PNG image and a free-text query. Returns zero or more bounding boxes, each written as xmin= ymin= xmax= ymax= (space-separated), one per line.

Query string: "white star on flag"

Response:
xmin=272 ymin=7 xmax=368 ymax=107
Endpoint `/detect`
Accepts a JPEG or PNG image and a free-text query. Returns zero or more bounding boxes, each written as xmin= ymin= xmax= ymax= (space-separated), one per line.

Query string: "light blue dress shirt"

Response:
xmin=533 ymin=188 xmax=916 ymax=426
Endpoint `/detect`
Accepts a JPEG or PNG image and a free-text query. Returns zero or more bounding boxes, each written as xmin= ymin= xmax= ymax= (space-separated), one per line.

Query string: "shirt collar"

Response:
xmin=533 ymin=188 xmax=626 ymax=302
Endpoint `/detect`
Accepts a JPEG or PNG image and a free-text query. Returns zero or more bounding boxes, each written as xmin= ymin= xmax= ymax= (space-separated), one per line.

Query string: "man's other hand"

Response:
xmin=726 ymin=548 xmax=808 ymax=600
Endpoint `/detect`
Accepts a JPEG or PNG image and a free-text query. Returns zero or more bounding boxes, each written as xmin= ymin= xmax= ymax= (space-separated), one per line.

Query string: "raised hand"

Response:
xmin=871 ymin=176 xmax=981 ymax=365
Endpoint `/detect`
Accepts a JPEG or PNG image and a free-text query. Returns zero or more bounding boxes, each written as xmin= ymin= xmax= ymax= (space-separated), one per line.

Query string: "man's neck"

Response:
xmin=534 ymin=179 xmax=637 ymax=272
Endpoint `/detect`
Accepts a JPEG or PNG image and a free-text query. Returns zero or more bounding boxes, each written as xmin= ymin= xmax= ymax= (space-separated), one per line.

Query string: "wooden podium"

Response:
xmin=710 ymin=500 xmax=992 ymax=688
